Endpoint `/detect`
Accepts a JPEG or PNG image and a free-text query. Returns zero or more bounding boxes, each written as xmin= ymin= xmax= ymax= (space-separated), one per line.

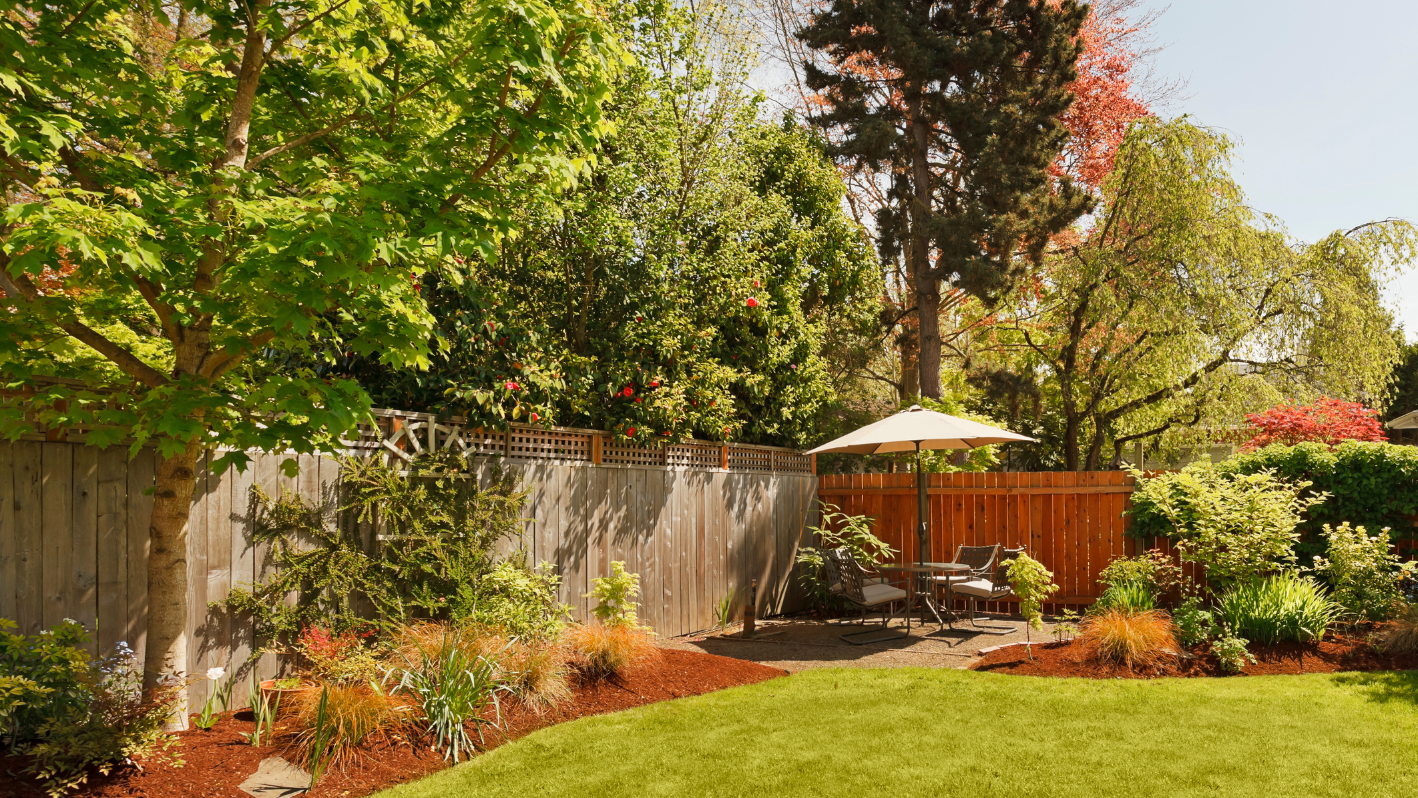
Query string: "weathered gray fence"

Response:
xmin=0 ymin=426 xmax=816 ymax=706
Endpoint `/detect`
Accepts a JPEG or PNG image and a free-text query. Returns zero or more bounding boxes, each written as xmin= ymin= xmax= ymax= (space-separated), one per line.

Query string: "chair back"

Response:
xmin=824 ymin=548 xmax=869 ymax=603
xmin=992 ymin=547 xmax=1026 ymax=591
xmin=953 ymin=544 xmax=1000 ymax=576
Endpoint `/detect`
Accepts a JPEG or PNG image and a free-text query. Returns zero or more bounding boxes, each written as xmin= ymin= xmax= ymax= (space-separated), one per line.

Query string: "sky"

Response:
xmin=1136 ymin=0 xmax=1418 ymax=341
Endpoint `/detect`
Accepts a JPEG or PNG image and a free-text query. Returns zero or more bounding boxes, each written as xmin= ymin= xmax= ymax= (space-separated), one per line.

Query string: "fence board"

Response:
xmin=72 ymin=446 xmax=99 ymax=655
xmin=0 ymin=445 xmax=14 ymax=625
xmin=41 ymin=443 xmax=73 ymax=632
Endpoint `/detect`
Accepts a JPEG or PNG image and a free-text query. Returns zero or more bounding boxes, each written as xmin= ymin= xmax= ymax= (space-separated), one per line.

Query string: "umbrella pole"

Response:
xmin=915 ymin=443 xmax=927 ymax=566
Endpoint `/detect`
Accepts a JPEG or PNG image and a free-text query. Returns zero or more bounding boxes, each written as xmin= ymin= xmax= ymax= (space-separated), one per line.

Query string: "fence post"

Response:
xmin=592 ymin=434 xmax=602 ymax=465
xmin=721 ymin=444 xmax=729 ymax=471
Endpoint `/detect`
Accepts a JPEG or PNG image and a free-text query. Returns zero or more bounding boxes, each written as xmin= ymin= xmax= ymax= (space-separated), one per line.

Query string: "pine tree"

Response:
xmin=797 ymin=0 xmax=1093 ymax=398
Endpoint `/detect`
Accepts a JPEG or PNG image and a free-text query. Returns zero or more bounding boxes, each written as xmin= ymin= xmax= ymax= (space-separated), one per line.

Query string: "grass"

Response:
xmin=373 ymin=667 xmax=1418 ymax=798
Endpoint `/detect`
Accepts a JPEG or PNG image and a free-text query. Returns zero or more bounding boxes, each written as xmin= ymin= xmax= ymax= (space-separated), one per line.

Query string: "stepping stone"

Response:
xmin=238 ymin=756 xmax=311 ymax=798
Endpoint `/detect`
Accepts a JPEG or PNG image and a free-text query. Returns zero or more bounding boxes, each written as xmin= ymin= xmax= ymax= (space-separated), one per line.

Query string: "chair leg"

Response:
xmin=965 ymin=596 xmax=1016 ymax=635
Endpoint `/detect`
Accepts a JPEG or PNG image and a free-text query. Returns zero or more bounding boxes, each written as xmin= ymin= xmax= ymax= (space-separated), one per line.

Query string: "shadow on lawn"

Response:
xmin=1330 ymin=670 xmax=1418 ymax=705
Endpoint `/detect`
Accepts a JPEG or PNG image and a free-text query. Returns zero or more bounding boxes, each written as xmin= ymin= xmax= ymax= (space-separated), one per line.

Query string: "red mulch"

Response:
xmin=971 ymin=635 xmax=1418 ymax=679
xmin=0 ymin=649 xmax=784 ymax=798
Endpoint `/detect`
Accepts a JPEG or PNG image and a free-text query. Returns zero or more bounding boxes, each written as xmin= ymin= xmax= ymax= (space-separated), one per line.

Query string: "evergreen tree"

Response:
xmin=797 ymin=0 xmax=1093 ymax=398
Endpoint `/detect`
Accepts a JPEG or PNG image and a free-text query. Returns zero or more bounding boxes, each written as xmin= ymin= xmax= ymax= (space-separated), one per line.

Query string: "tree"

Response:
xmin=963 ymin=119 xmax=1415 ymax=469
xmin=0 ymin=0 xmax=620 ymax=708
xmin=339 ymin=1 xmax=882 ymax=448
xmin=1241 ymin=398 xmax=1388 ymax=451
xmin=795 ymin=0 xmax=1093 ymax=401
xmin=1385 ymin=343 xmax=1418 ymax=423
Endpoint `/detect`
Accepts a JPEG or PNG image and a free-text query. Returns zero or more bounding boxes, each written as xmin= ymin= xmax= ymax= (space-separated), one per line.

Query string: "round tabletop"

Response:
xmin=877 ymin=562 xmax=970 ymax=573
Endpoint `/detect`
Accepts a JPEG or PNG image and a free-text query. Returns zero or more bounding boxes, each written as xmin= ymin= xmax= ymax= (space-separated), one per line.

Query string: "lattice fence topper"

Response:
xmin=350 ymin=409 xmax=815 ymax=474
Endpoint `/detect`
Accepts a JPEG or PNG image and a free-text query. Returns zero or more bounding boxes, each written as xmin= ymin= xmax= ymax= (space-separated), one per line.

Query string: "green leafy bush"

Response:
xmin=1218 ymin=574 xmax=1341 ymax=644
xmin=795 ymin=503 xmax=895 ymax=608
xmin=1309 ymin=522 xmax=1413 ymax=622
xmin=1126 ymin=464 xmax=1325 ymax=587
xmin=1091 ymin=581 xmax=1156 ymax=614
xmin=1211 ymin=627 xmax=1257 ymax=673
xmin=1172 ymin=597 xmax=1217 ymax=647
xmin=1098 ymin=550 xmax=1186 ymax=601
xmin=224 ymin=454 xmax=568 ymax=640
xmin=1 ymin=620 xmax=185 ymax=796
xmin=1218 ymin=441 xmax=1418 ymax=555
xmin=1007 ymin=554 xmax=1060 ymax=646
xmin=587 ymin=562 xmax=643 ymax=629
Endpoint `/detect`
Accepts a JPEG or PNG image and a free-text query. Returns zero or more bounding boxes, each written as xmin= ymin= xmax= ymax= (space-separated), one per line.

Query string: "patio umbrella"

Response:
xmin=806 ymin=405 xmax=1034 ymax=565
xmin=1388 ymin=409 xmax=1418 ymax=430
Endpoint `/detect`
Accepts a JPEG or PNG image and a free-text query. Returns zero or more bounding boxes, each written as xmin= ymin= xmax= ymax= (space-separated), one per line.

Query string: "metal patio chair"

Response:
xmin=824 ymin=548 xmax=909 ymax=644
xmin=949 ymin=547 xmax=1025 ymax=635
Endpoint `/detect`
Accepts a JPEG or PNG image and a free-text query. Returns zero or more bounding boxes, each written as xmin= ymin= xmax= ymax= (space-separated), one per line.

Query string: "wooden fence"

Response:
xmin=0 ymin=413 xmax=816 ymax=707
xmin=816 ymin=471 xmax=1139 ymax=611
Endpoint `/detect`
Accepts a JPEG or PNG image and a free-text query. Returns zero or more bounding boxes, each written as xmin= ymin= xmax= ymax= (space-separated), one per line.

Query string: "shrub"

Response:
xmin=1218 ymin=574 xmax=1341 ymax=644
xmin=1373 ymin=602 xmax=1418 ymax=655
xmin=1097 ymin=550 xmax=1186 ymax=600
xmin=288 ymin=682 xmax=410 ymax=772
xmin=1172 ymin=596 xmax=1217 ymax=647
xmin=1006 ymin=554 xmax=1059 ymax=643
xmin=565 ymin=623 xmax=658 ymax=677
xmin=795 ymin=503 xmax=895 ymax=609
xmin=295 ymin=626 xmax=384 ymax=684
xmin=391 ymin=625 xmax=509 ymax=763
xmin=1240 ymin=397 xmax=1388 ymax=451
xmin=1216 ymin=441 xmax=1418 ymax=558
xmin=587 ymin=562 xmax=644 ymax=629
xmin=502 ymin=640 xmax=572 ymax=712
xmin=1126 ymin=464 xmax=1324 ymax=587
xmin=1310 ymin=522 xmax=1412 ymax=622
xmin=1091 ymin=581 xmax=1156 ymax=615
xmin=1211 ymin=627 xmax=1257 ymax=673
xmin=0 ymin=621 xmax=185 ymax=797
xmin=1079 ymin=609 xmax=1178 ymax=669
xmin=458 ymin=562 xmax=569 ymax=640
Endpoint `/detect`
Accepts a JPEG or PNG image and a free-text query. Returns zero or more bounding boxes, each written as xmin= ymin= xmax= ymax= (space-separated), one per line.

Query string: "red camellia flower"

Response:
xmin=649 ymin=380 xmax=659 ymax=388
xmin=505 ymin=381 xmax=519 ymax=391
xmin=530 ymin=412 xmax=540 ymax=422
xmin=753 ymin=279 xmax=760 ymax=288
xmin=634 ymin=397 xmax=642 ymax=403
xmin=626 ymin=427 xmax=636 ymax=436
xmin=746 ymin=297 xmax=759 ymax=308
xmin=636 ymin=315 xmax=643 ymax=322
xmin=622 ymin=386 xmax=634 ymax=397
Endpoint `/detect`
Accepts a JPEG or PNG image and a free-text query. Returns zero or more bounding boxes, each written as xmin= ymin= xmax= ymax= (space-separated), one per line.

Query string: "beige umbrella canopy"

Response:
xmin=808 ymin=405 xmax=1035 ymax=565
xmin=1388 ymin=410 xmax=1418 ymax=430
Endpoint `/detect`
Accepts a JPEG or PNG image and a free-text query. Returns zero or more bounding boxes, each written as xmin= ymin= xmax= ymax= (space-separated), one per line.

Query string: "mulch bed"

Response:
xmin=971 ymin=635 xmax=1418 ymax=678
xmin=0 ymin=649 xmax=784 ymax=798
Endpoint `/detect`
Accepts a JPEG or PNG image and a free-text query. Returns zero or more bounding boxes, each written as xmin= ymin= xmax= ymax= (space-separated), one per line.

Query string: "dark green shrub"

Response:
xmin=1 ymin=620 xmax=185 ymax=796
xmin=1172 ymin=597 xmax=1217 ymax=647
xmin=1218 ymin=574 xmax=1341 ymax=644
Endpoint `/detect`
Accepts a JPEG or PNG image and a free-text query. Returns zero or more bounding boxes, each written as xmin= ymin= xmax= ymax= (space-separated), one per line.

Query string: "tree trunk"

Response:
xmin=906 ymin=96 xmax=941 ymax=399
xmin=144 ymin=437 xmax=204 ymax=730
xmin=1062 ymin=411 xmax=1081 ymax=472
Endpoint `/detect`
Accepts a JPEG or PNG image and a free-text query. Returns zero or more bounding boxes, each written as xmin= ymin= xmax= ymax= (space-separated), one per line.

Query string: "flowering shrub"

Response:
xmin=1310 ymin=522 xmax=1413 ymax=622
xmin=296 ymin=627 xmax=383 ymax=684
xmin=1240 ymin=397 xmax=1387 ymax=451
xmin=1211 ymin=627 xmax=1256 ymax=674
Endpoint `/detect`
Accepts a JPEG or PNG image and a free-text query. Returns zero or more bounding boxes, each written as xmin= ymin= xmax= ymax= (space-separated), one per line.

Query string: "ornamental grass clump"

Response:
xmin=502 ymin=640 xmax=572 ymax=712
xmin=1218 ymin=574 xmax=1340 ymax=644
xmin=391 ymin=625 xmax=509 ymax=763
xmin=1079 ymin=609 xmax=1179 ymax=669
xmin=1373 ymin=602 xmax=1418 ymax=654
xmin=288 ymin=682 xmax=411 ymax=771
xmin=568 ymin=562 xmax=659 ymax=677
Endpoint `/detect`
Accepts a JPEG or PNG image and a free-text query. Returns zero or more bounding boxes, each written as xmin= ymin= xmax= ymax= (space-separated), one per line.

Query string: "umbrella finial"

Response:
xmin=907 ymin=404 xmax=923 ymax=411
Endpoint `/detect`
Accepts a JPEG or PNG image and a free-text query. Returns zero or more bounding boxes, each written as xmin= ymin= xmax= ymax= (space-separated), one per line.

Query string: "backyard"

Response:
xmin=378 ymin=667 xmax=1418 ymax=798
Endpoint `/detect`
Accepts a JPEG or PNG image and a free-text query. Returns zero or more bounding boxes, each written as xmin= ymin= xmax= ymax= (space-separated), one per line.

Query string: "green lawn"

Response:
xmin=375 ymin=668 xmax=1418 ymax=798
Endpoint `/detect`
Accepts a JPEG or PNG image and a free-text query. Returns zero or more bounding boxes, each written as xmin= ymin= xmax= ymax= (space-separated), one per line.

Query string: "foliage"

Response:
xmin=1217 ymin=441 xmax=1418 ymax=556
xmin=241 ymin=675 xmax=280 ymax=748
xmin=0 ymin=0 xmax=622 ymax=689
xmin=1242 ymin=398 xmax=1389 ymax=451
xmin=1126 ymin=464 xmax=1324 ymax=587
xmin=1384 ymin=343 xmax=1418 ymax=422
xmin=1172 ymin=597 xmax=1218 ymax=648
xmin=795 ymin=504 xmax=894 ymax=609
xmin=192 ymin=668 xmax=230 ymax=731
xmin=587 ymin=562 xmax=644 ymax=630
xmin=502 ymin=640 xmax=572 ymax=714
xmin=1079 ymin=609 xmax=1178 ymax=669
xmin=1097 ymin=550 xmax=1186 ymax=601
xmin=957 ymin=119 xmax=1416 ymax=469
xmin=392 ymin=626 xmax=509 ymax=763
xmin=1310 ymin=522 xmax=1412 ymax=622
xmin=1091 ymin=582 xmax=1156 ymax=615
xmin=293 ymin=627 xmax=383 ymax=686
xmin=1218 ymin=575 xmax=1341 ymax=645
xmin=290 ymin=683 xmax=410 ymax=773
xmin=1373 ymin=603 xmax=1418 ymax=655
xmin=224 ymin=454 xmax=567 ymax=641
xmin=1 ymin=622 xmax=184 ymax=796
xmin=564 ymin=623 xmax=659 ymax=678
xmin=713 ymin=589 xmax=739 ymax=629
xmin=1211 ymin=628 xmax=1257 ymax=674
xmin=798 ymin=0 xmax=1091 ymax=399
xmin=341 ymin=2 xmax=882 ymax=449
xmin=1006 ymin=554 xmax=1060 ymax=639
xmin=1051 ymin=609 xmax=1082 ymax=644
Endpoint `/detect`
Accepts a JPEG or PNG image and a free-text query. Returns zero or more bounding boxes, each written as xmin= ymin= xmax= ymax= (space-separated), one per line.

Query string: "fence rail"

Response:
xmin=817 ymin=471 xmax=1140 ymax=609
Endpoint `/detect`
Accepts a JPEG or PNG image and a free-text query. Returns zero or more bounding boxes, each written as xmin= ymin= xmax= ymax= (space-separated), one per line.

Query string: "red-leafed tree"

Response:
xmin=1241 ymin=397 xmax=1389 ymax=451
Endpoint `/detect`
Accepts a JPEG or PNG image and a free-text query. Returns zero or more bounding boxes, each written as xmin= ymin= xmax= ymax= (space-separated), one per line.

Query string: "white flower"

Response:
xmin=206 ymin=666 xmax=226 ymax=681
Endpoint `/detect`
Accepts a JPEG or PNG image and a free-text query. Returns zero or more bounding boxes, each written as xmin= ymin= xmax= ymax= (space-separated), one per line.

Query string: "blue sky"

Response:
xmin=1138 ymin=0 xmax=1418 ymax=341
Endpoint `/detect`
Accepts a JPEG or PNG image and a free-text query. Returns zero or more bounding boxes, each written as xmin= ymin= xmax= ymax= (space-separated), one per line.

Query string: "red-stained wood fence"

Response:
xmin=816 ymin=471 xmax=1141 ymax=611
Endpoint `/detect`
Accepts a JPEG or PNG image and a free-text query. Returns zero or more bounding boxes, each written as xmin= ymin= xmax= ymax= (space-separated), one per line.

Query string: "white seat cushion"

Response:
xmin=860 ymin=583 xmax=908 ymax=606
xmin=951 ymin=579 xmax=1006 ymax=599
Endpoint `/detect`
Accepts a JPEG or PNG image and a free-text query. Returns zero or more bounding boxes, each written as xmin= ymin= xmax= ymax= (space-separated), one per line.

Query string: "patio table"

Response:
xmin=876 ymin=562 xmax=970 ymax=631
